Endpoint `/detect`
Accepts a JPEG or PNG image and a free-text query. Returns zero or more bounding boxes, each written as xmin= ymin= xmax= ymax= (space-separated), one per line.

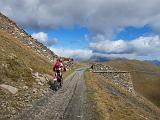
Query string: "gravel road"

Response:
xmin=11 ymin=68 xmax=90 ymax=120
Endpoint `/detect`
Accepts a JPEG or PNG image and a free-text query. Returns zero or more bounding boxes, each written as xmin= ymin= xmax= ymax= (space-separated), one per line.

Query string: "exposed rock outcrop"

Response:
xmin=0 ymin=72 xmax=51 ymax=119
xmin=0 ymin=12 xmax=57 ymax=62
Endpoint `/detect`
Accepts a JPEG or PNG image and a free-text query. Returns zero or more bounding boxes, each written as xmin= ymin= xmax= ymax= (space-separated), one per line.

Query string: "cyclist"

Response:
xmin=53 ymin=58 xmax=66 ymax=87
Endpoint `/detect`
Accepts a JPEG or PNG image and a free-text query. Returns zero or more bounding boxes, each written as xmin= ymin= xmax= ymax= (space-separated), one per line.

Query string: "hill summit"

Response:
xmin=0 ymin=12 xmax=57 ymax=62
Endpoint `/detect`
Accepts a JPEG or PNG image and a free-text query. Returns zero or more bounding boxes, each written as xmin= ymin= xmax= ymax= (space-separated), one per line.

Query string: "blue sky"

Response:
xmin=25 ymin=24 xmax=154 ymax=48
xmin=25 ymin=26 xmax=91 ymax=49
xmin=0 ymin=0 xmax=160 ymax=60
xmin=114 ymin=25 xmax=154 ymax=40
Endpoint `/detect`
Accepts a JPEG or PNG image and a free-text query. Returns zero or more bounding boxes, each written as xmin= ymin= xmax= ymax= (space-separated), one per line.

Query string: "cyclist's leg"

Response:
xmin=57 ymin=70 xmax=62 ymax=87
xmin=61 ymin=73 xmax=63 ymax=87
xmin=59 ymin=71 xmax=63 ymax=87
xmin=61 ymin=71 xmax=63 ymax=86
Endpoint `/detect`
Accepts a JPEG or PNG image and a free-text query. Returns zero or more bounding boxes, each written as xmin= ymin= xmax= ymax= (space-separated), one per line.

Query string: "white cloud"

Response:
xmin=1 ymin=0 xmax=160 ymax=60
xmin=90 ymin=35 xmax=160 ymax=57
xmin=32 ymin=32 xmax=58 ymax=46
xmin=50 ymin=48 xmax=92 ymax=60
xmin=90 ymin=40 xmax=132 ymax=54
xmin=32 ymin=32 xmax=48 ymax=44
xmin=131 ymin=36 xmax=160 ymax=55
xmin=1 ymin=0 xmax=160 ymax=36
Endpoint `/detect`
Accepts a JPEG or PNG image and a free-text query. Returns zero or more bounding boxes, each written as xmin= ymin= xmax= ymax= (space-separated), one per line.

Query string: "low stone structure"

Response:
xmin=63 ymin=58 xmax=74 ymax=70
xmin=91 ymin=63 xmax=135 ymax=93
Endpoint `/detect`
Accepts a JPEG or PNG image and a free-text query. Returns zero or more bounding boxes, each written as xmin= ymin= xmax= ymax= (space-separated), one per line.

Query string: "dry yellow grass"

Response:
xmin=0 ymin=29 xmax=53 ymax=85
xmin=105 ymin=60 xmax=160 ymax=108
xmin=0 ymin=29 xmax=86 ymax=119
xmin=84 ymin=70 xmax=160 ymax=120
xmin=0 ymin=29 xmax=55 ymax=118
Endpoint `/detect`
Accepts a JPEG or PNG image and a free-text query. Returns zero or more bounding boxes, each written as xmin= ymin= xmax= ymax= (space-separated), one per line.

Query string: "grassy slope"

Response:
xmin=0 ymin=29 xmax=53 ymax=85
xmin=0 ymin=29 xmax=55 ymax=119
xmin=105 ymin=59 xmax=160 ymax=107
xmin=85 ymin=70 xmax=160 ymax=120
xmin=0 ymin=29 xmax=85 ymax=119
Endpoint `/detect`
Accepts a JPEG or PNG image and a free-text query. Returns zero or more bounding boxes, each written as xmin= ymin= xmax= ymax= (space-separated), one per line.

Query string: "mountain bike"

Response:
xmin=51 ymin=72 xmax=62 ymax=91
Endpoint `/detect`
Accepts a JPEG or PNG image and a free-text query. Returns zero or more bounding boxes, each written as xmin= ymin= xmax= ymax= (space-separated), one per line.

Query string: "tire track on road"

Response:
xmin=11 ymin=70 xmax=82 ymax=120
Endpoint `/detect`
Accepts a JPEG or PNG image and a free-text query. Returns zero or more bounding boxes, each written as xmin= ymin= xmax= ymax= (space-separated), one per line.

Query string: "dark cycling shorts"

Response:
xmin=55 ymin=70 xmax=62 ymax=79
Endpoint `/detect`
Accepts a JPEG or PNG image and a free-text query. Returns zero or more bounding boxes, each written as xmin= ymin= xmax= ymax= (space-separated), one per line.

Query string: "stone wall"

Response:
xmin=64 ymin=60 xmax=74 ymax=70
xmin=91 ymin=64 xmax=135 ymax=93
xmin=91 ymin=63 xmax=116 ymax=71
xmin=0 ymin=12 xmax=57 ymax=62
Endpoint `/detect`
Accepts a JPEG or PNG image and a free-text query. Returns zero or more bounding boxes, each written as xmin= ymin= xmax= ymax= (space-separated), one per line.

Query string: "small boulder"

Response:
xmin=39 ymin=77 xmax=46 ymax=83
xmin=0 ymin=84 xmax=18 ymax=94
xmin=23 ymin=86 xmax=28 ymax=90
xmin=38 ymin=82 xmax=44 ymax=86
xmin=32 ymin=88 xmax=37 ymax=93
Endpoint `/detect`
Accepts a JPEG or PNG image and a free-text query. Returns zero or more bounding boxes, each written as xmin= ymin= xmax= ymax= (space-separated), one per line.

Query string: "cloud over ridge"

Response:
xmin=90 ymin=35 xmax=160 ymax=55
xmin=32 ymin=32 xmax=58 ymax=47
xmin=1 ymin=0 xmax=160 ymax=60
xmin=1 ymin=0 xmax=160 ymax=35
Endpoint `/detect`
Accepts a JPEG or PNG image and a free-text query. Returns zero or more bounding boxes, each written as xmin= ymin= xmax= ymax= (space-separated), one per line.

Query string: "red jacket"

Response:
xmin=53 ymin=61 xmax=66 ymax=71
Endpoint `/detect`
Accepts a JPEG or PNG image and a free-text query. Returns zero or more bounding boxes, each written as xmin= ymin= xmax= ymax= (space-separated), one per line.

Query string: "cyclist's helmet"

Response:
xmin=60 ymin=58 xmax=63 ymax=62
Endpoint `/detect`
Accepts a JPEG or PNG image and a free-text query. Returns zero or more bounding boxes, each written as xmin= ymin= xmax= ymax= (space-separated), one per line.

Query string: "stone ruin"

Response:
xmin=63 ymin=58 xmax=74 ymax=70
xmin=0 ymin=12 xmax=57 ymax=62
xmin=91 ymin=63 xmax=135 ymax=93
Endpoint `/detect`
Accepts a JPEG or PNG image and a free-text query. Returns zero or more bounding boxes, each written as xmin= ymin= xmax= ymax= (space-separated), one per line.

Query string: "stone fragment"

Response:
xmin=23 ymin=86 xmax=28 ymax=90
xmin=0 ymin=84 xmax=18 ymax=94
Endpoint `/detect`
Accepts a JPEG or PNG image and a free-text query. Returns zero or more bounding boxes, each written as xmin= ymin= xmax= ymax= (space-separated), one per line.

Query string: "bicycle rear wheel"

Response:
xmin=53 ymin=81 xmax=59 ymax=91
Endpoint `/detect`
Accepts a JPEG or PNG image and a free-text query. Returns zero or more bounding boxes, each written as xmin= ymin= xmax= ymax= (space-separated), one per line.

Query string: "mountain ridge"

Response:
xmin=0 ymin=12 xmax=57 ymax=62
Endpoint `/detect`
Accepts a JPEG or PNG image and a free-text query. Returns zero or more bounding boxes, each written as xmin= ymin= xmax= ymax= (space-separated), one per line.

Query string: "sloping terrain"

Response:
xmin=105 ymin=60 xmax=160 ymax=108
xmin=0 ymin=29 xmax=53 ymax=83
xmin=0 ymin=12 xmax=75 ymax=119
xmin=0 ymin=12 xmax=57 ymax=61
xmin=85 ymin=70 xmax=160 ymax=120
xmin=0 ymin=29 xmax=54 ymax=119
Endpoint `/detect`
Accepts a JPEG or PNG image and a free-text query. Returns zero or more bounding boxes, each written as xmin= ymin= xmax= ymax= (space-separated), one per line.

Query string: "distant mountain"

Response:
xmin=89 ymin=55 xmax=111 ymax=62
xmin=146 ymin=60 xmax=160 ymax=66
xmin=89 ymin=55 xmax=128 ymax=62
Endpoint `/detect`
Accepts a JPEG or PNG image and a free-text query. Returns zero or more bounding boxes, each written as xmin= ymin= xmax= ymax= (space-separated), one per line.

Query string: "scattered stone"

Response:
xmin=25 ymin=100 xmax=29 ymax=102
xmin=0 ymin=84 xmax=18 ymax=94
xmin=39 ymin=77 xmax=46 ymax=83
xmin=32 ymin=88 xmax=37 ymax=93
xmin=38 ymin=82 xmax=44 ymax=86
xmin=23 ymin=86 xmax=28 ymax=90
xmin=35 ymin=78 xmax=40 ymax=82
xmin=32 ymin=72 xmax=39 ymax=78
xmin=29 ymin=67 xmax=33 ymax=72
xmin=0 ymin=12 xmax=57 ymax=62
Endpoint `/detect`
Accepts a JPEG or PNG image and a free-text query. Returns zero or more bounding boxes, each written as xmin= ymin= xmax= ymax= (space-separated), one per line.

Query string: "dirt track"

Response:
xmin=11 ymin=68 xmax=91 ymax=120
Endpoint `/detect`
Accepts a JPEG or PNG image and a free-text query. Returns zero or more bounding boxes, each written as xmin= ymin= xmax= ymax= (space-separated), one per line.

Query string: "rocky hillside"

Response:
xmin=0 ymin=12 xmax=73 ymax=120
xmin=0 ymin=12 xmax=57 ymax=62
xmin=0 ymin=27 xmax=55 ymax=119
xmin=105 ymin=60 xmax=160 ymax=108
